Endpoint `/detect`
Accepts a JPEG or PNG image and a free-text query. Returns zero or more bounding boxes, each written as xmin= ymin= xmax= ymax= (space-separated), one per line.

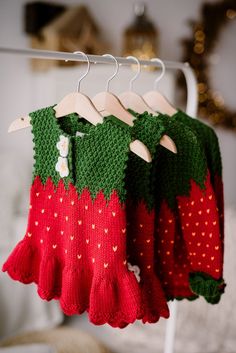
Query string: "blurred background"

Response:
xmin=0 ymin=1 xmax=236 ymax=353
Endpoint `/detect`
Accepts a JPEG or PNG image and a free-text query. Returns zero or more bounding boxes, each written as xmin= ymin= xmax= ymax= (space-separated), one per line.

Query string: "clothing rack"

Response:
xmin=0 ymin=47 xmax=198 ymax=117
xmin=0 ymin=46 xmax=198 ymax=353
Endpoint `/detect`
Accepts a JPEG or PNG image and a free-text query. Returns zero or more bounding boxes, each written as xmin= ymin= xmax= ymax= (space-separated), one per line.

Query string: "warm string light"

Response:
xmin=226 ymin=9 xmax=236 ymax=19
xmin=179 ymin=2 xmax=236 ymax=129
xmin=194 ymin=26 xmax=205 ymax=54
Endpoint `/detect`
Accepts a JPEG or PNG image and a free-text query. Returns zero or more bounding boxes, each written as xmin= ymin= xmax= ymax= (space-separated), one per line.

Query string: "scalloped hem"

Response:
xmin=2 ymin=239 xmax=39 ymax=284
xmin=3 ymin=266 xmax=143 ymax=328
xmin=141 ymin=277 xmax=170 ymax=324
xmin=161 ymin=283 xmax=196 ymax=301
xmin=2 ymin=266 xmax=37 ymax=284
xmin=88 ymin=271 xmax=143 ymax=327
xmin=2 ymin=243 xmax=144 ymax=327
xmin=167 ymin=295 xmax=199 ymax=301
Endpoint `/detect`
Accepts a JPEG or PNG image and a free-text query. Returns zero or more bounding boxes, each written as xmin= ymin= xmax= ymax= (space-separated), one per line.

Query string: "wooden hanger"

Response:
xmin=118 ymin=56 xmax=177 ymax=154
xmin=143 ymin=58 xmax=177 ymax=116
xmin=118 ymin=56 xmax=156 ymax=115
xmin=8 ymin=52 xmax=153 ymax=163
xmin=7 ymin=112 xmax=151 ymax=166
xmin=8 ymin=91 xmax=104 ymax=132
xmin=93 ymin=54 xmax=177 ymax=155
xmin=8 ymin=51 xmax=103 ymax=132
xmin=92 ymin=54 xmax=137 ymax=125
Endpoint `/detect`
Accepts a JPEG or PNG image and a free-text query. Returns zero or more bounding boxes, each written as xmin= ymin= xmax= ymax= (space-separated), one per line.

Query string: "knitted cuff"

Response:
xmin=189 ymin=272 xmax=226 ymax=304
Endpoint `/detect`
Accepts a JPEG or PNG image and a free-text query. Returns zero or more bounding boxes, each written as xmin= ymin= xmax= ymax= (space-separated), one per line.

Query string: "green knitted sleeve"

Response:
xmin=174 ymin=111 xmax=222 ymax=178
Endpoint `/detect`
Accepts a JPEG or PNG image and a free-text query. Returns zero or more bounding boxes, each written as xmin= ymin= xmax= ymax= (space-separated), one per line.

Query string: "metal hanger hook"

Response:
xmin=73 ymin=51 xmax=90 ymax=92
xmin=102 ymin=54 xmax=119 ymax=92
xmin=126 ymin=56 xmax=141 ymax=91
xmin=151 ymin=58 xmax=166 ymax=90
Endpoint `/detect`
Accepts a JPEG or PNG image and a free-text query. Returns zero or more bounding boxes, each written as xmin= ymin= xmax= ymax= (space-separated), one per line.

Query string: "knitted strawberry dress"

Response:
xmin=125 ymin=113 xmax=170 ymax=324
xmin=152 ymin=115 xmax=225 ymax=303
xmin=2 ymin=106 xmax=147 ymax=327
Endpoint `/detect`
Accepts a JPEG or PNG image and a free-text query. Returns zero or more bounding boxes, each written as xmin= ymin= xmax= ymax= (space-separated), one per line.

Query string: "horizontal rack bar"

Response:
xmin=0 ymin=46 xmax=190 ymax=71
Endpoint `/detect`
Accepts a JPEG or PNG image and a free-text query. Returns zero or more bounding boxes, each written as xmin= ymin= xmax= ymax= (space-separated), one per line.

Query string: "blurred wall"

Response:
xmin=0 ymin=0 xmax=220 ymax=58
xmin=0 ymin=0 xmax=235 ymax=206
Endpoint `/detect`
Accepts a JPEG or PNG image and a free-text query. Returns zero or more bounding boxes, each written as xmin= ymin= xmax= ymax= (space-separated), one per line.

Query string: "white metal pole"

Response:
xmin=163 ymin=62 xmax=198 ymax=353
xmin=164 ymin=301 xmax=178 ymax=353
xmin=0 ymin=47 xmax=192 ymax=72
xmin=181 ymin=62 xmax=198 ymax=117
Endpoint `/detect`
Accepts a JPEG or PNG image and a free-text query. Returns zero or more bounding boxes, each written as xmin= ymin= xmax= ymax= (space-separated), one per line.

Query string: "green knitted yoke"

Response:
xmin=129 ymin=111 xmax=208 ymax=211
xmin=30 ymin=106 xmax=132 ymax=202
xmin=30 ymin=106 xmax=166 ymax=205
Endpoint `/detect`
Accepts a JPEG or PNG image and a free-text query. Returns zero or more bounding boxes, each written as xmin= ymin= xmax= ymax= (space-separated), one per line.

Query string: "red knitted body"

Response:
xmin=3 ymin=176 xmax=143 ymax=327
xmin=123 ymin=113 xmax=170 ymax=323
xmin=126 ymin=200 xmax=169 ymax=324
xmin=213 ymin=174 xmax=224 ymax=244
xmin=156 ymin=200 xmax=193 ymax=298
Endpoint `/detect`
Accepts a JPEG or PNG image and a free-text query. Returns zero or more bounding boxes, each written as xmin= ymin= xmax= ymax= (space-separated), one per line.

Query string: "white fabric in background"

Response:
xmin=0 ymin=153 xmax=63 ymax=340
xmin=0 ymin=153 xmax=26 ymax=248
xmin=0 ymin=215 xmax=63 ymax=340
xmin=0 ymin=344 xmax=55 ymax=353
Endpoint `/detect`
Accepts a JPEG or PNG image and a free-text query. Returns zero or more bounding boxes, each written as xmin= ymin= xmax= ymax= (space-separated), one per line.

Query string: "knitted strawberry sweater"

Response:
xmin=171 ymin=110 xmax=224 ymax=245
xmin=125 ymin=113 xmax=170 ymax=324
xmin=152 ymin=115 xmax=225 ymax=303
xmin=128 ymin=109 xmax=225 ymax=303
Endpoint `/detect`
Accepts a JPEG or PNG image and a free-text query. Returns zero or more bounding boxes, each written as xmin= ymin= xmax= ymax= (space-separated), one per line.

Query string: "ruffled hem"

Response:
xmin=59 ymin=266 xmax=92 ymax=316
xmin=88 ymin=271 xmax=143 ymax=327
xmin=165 ymin=283 xmax=197 ymax=300
xmin=141 ymin=276 xmax=169 ymax=324
xmin=37 ymin=256 xmax=62 ymax=300
xmin=167 ymin=294 xmax=199 ymax=301
xmin=2 ymin=241 xmax=144 ymax=327
xmin=2 ymin=239 xmax=39 ymax=284
xmin=175 ymin=295 xmax=198 ymax=301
